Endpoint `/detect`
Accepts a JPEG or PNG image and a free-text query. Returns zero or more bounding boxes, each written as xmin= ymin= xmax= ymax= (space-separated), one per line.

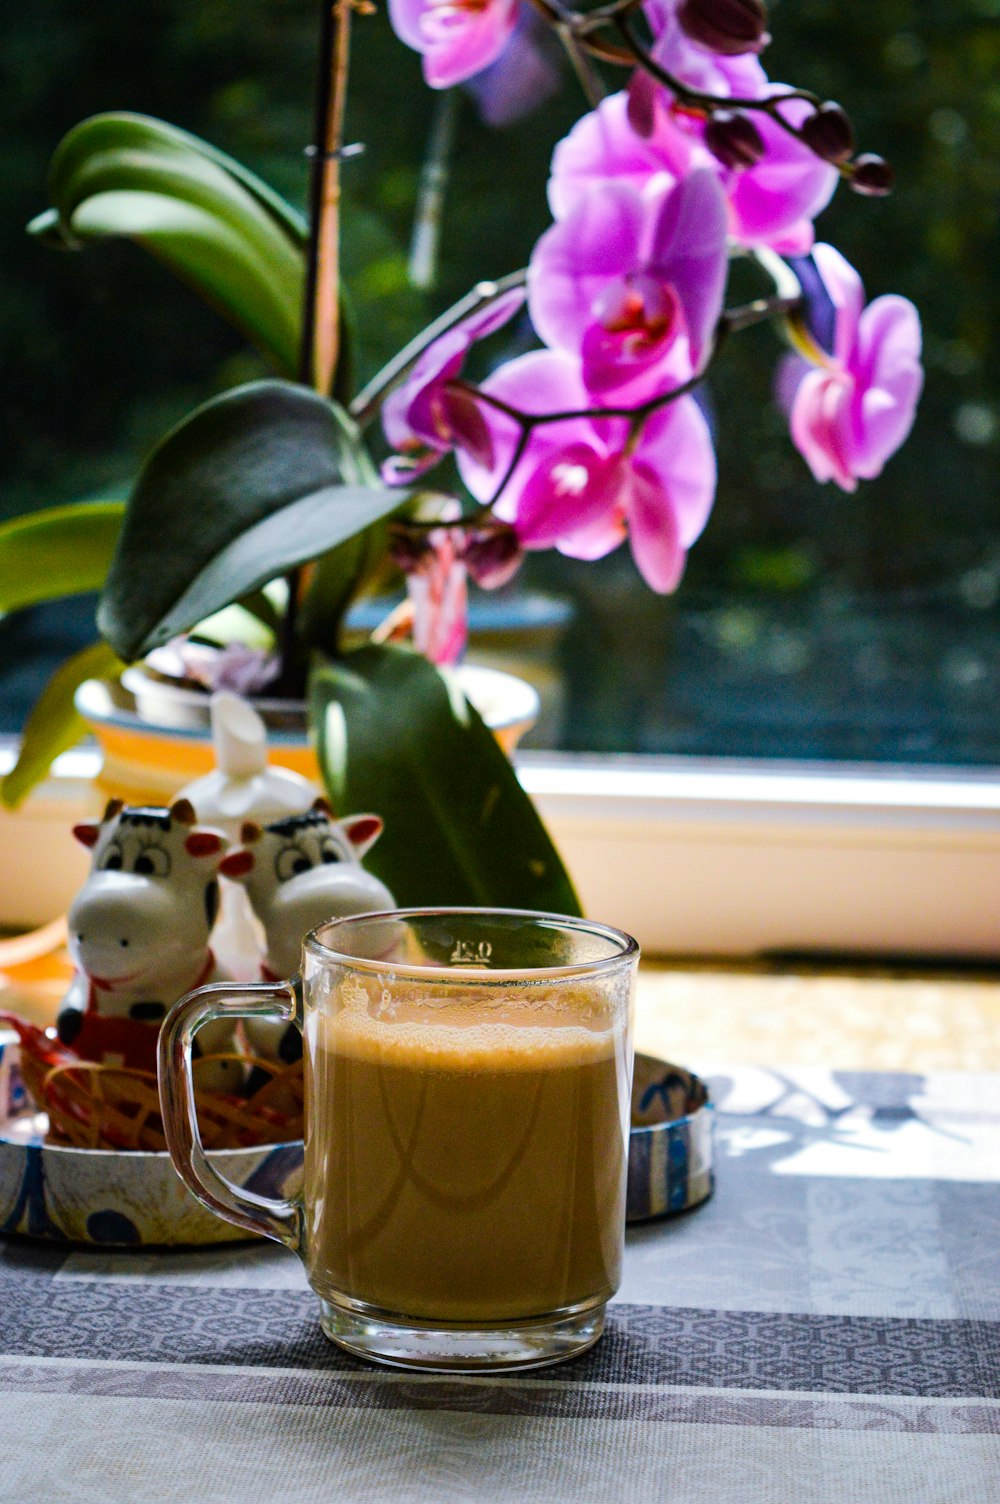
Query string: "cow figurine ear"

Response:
xmin=169 ymin=797 xmax=197 ymax=826
xmin=74 ymin=795 xmax=125 ymax=847
xmin=340 ymin=813 xmax=383 ymax=859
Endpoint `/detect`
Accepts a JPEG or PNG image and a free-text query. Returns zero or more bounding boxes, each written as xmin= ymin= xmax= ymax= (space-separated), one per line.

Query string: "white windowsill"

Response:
xmin=1 ymin=743 xmax=998 ymax=961
xmin=518 ymin=753 xmax=1000 ymax=960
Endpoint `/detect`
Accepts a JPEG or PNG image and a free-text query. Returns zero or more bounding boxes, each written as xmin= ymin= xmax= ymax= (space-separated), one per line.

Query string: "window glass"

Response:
xmin=1 ymin=1 xmax=996 ymax=763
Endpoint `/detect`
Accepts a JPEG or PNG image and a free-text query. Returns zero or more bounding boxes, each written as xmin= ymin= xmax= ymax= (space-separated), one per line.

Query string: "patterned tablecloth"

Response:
xmin=0 ymin=1065 xmax=997 ymax=1504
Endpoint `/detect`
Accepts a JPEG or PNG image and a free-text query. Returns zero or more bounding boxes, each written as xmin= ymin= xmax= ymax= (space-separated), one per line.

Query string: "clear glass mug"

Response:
xmin=158 ymin=907 xmax=638 ymax=1372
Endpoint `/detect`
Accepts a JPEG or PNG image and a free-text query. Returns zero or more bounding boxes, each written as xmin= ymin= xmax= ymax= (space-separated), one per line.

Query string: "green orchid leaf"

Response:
xmin=47 ymin=113 xmax=309 ymax=245
xmin=298 ymin=522 xmax=390 ymax=653
xmin=188 ymin=601 xmax=277 ymax=652
xmin=232 ymin=586 xmax=285 ymax=636
xmin=71 ymin=191 xmax=302 ymax=374
xmin=1 ymin=641 xmax=123 ymax=808
xmin=98 ymin=380 xmax=405 ymax=661
xmin=0 ymin=501 xmax=123 ymax=619
xmin=311 ymin=643 xmax=581 ymax=915
xmin=39 ymin=113 xmax=306 ymax=375
xmin=25 ymin=207 xmax=79 ymax=250
xmin=298 ymin=420 xmax=386 ymax=651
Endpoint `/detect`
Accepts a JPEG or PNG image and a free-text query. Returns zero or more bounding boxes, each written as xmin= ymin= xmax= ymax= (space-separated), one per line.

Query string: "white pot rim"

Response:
xmin=77 ymin=662 xmax=540 ymax=743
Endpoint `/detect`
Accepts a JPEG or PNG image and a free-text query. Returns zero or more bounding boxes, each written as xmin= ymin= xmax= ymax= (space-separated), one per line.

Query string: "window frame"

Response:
xmin=518 ymin=752 xmax=1000 ymax=959
xmin=1 ymin=743 xmax=998 ymax=959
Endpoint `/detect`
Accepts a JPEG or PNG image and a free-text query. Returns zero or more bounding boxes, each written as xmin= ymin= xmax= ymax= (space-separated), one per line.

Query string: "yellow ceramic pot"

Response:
xmin=75 ymin=664 xmax=540 ymax=808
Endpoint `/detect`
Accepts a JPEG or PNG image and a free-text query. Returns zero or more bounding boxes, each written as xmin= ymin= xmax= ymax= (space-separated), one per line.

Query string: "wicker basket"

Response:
xmin=11 ymin=1028 xmax=303 ymax=1152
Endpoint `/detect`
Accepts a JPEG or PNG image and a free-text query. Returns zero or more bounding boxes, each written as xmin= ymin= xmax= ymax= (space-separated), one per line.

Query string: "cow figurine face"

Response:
xmin=60 ymin=798 xmax=240 ymax=1088
xmin=68 ymin=798 xmax=227 ymax=1011
xmin=220 ymin=798 xmax=394 ymax=979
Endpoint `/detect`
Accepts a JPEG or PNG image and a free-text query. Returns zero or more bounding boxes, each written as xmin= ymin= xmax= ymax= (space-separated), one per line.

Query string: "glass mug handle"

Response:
xmin=157 ymin=979 xmax=304 ymax=1251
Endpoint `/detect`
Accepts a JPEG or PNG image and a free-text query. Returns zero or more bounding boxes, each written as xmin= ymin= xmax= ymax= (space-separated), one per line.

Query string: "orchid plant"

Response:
xmin=0 ymin=0 xmax=923 ymax=915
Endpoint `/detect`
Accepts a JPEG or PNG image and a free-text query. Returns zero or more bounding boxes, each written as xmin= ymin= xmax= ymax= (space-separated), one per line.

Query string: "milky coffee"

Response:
xmin=303 ymin=980 xmax=629 ymax=1323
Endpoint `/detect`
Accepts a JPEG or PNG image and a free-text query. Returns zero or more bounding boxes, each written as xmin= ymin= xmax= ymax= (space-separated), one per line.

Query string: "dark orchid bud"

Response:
xmin=704 ymin=110 xmax=766 ymax=170
xmin=848 ymin=153 xmax=895 ymax=197
xmin=626 ymin=69 xmax=658 ymax=139
xmin=461 ymin=527 xmax=523 ymax=590
xmin=389 ymin=524 xmax=434 ymax=575
xmin=677 ymin=0 xmax=769 ymax=57
xmin=799 ymin=102 xmax=855 ymax=164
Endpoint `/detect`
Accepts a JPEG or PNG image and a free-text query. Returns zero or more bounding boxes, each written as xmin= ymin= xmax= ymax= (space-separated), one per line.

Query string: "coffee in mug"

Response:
xmin=159 ymin=909 xmax=638 ymax=1372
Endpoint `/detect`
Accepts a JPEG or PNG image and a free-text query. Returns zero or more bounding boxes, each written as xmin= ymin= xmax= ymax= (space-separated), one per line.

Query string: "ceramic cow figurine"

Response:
xmin=59 ymin=798 xmax=242 ymax=1091
xmin=219 ymin=798 xmax=394 ymax=1067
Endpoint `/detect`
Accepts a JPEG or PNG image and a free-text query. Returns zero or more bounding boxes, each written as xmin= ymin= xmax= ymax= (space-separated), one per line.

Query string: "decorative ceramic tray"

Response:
xmin=0 ymin=1030 xmax=302 ymax=1247
xmin=627 ymin=1054 xmax=714 ymax=1221
xmin=0 ymin=1032 xmax=712 ymax=1247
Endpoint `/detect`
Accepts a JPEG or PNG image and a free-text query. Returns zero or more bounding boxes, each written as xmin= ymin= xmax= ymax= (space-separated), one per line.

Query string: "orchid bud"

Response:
xmin=626 ymin=69 xmax=658 ymax=139
xmin=704 ymin=110 xmax=766 ymax=170
xmin=799 ymin=102 xmax=855 ymax=164
xmin=389 ymin=524 xmax=434 ymax=575
xmin=848 ymin=153 xmax=895 ymax=197
xmin=677 ymin=0 xmax=769 ymax=57
xmin=461 ymin=527 xmax=523 ymax=590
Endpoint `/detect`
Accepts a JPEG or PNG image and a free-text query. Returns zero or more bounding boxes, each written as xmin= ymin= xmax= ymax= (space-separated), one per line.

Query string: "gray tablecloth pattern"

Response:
xmin=1 ymin=1065 xmax=997 ymax=1503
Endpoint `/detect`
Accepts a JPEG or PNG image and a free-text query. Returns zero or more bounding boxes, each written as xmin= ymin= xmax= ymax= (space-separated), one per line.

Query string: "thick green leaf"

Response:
xmin=188 ymin=602 xmax=276 ymax=651
xmin=298 ymin=423 xmax=385 ymax=650
xmin=25 ymin=207 xmax=76 ymax=250
xmin=311 ymin=644 xmax=581 ymax=915
xmin=1 ymin=641 xmax=122 ymax=808
xmin=48 ymin=113 xmax=309 ymax=244
xmin=98 ymin=380 xmax=405 ymax=660
xmin=71 ymin=191 xmax=301 ymax=373
xmin=298 ymin=522 xmax=390 ymax=653
xmin=0 ymin=501 xmax=123 ymax=618
xmin=38 ymin=113 xmax=305 ymax=374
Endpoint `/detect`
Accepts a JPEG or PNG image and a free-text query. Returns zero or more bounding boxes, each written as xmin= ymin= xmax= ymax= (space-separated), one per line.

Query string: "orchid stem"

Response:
xmin=279 ymin=0 xmax=353 ymax=695
xmin=301 ymin=0 xmax=353 ymax=393
xmin=453 ymin=365 xmax=706 ymax=429
xmin=721 ymin=292 xmax=803 ymax=334
xmin=443 ymin=276 xmax=806 ymax=507
xmin=408 ymin=89 xmax=460 ymax=291
xmin=611 ymin=13 xmax=818 ymax=141
xmin=556 ymin=23 xmax=608 ymax=107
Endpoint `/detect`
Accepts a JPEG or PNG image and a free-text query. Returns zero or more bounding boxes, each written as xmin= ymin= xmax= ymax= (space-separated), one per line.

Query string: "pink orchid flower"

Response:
xmin=381 ymin=288 xmax=525 ymax=484
xmin=643 ymin=0 xmax=840 ymax=252
xmin=388 ymin=0 xmax=519 ymax=89
xmin=784 ymin=244 xmax=923 ymax=492
xmin=457 ymin=349 xmax=716 ymax=592
xmin=463 ymin=8 xmax=562 ymax=125
xmin=528 ymin=169 xmax=728 ymax=403
xmin=549 ymin=86 xmax=837 ymax=254
xmin=718 ymin=93 xmax=839 ymax=254
xmin=645 ymin=0 xmax=770 ymax=97
xmin=548 ymin=91 xmax=695 ymax=221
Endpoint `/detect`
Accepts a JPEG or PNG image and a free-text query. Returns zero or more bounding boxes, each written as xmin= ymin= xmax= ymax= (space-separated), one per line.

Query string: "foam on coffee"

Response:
xmin=311 ymin=977 xmax=621 ymax=1071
